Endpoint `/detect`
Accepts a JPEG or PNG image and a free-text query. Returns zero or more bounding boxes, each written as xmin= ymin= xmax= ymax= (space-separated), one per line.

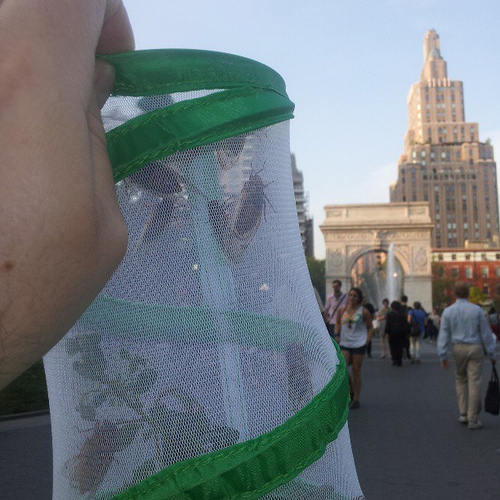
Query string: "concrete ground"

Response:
xmin=0 ymin=412 xmax=52 ymax=500
xmin=1 ymin=339 xmax=498 ymax=499
xmin=348 ymin=338 xmax=500 ymax=500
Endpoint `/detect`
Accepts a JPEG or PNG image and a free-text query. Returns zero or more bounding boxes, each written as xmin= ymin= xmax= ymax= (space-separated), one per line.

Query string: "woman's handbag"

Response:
xmin=484 ymin=365 xmax=499 ymax=415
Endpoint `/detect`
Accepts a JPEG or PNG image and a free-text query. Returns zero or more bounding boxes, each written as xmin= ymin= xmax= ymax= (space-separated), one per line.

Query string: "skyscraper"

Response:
xmin=291 ymin=153 xmax=314 ymax=256
xmin=390 ymin=29 xmax=499 ymax=248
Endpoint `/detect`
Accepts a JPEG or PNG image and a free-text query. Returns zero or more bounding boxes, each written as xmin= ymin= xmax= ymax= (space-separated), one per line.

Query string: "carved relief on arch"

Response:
xmin=413 ymin=246 xmax=429 ymax=273
xmin=345 ymin=232 xmax=368 ymax=241
xmin=326 ymin=248 xmax=345 ymax=273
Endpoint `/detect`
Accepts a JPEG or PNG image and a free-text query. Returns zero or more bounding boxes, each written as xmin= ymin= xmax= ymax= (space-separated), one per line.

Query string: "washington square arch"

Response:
xmin=320 ymin=202 xmax=434 ymax=311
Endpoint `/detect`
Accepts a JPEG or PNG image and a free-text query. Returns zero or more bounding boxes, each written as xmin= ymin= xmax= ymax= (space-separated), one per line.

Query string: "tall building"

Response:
xmin=291 ymin=153 xmax=314 ymax=256
xmin=390 ymin=29 xmax=499 ymax=248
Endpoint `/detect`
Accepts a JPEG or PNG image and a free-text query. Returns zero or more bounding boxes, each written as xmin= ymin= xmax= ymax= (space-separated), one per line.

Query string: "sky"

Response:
xmin=122 ymin=0 xmax=500 ymax=259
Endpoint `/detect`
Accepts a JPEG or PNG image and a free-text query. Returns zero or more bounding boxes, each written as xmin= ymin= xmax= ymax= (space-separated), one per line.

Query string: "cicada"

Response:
xmin=65 ymin=420 xmax=119 ymax=496
xmin=129 ymin=162 xmax=185 ymax=251
xmin=233 ymin=171 xmax=274 ymax=240
xmin=208 ymin=167 xmax=274 ymax=262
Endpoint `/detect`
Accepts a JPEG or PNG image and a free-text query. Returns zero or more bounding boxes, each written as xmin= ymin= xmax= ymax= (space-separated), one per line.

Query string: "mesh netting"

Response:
xmin=44 ymin=58 xmax=362 ymax=499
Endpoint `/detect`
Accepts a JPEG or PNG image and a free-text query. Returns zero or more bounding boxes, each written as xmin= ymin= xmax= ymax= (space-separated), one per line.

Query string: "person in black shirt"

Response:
xmin=385 ymin=301 xmax=410 ymax=366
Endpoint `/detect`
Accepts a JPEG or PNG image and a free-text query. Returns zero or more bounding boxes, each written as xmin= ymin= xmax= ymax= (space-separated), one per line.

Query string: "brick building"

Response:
xmin=432 ymin=243 xmax=500 ymax=305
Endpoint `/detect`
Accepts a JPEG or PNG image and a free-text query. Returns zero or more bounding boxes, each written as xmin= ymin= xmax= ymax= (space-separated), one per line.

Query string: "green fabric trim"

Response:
xmin=100 ymin=49 xmax=294 ymax=182
xmin=112 ymin=345 xmax=349 ymax=499
xmin=100 ymin=49 xmax=290 ymax=99
xmin=94 ymin=50 xmax=338 ymax=500
xmin=107 ymin=87 xmax=293 ymax=183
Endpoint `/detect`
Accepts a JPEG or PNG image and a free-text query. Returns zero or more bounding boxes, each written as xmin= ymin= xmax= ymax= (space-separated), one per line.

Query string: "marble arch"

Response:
xmin=320 ymin=202 xmax=434 ymax=311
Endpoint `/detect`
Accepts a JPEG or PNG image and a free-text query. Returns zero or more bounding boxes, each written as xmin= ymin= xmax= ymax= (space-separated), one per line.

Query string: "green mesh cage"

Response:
xmin=43 ymin=49 xmax=361 ymax=499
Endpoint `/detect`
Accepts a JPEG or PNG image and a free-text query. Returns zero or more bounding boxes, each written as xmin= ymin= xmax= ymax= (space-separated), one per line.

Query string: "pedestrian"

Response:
xmin=324 ymin=280 xmax=348 ymax=342
xmin=363 ymin=302 xmax=376 ymax=358
xmin=0 ymin=0 xmax=134 ymax=391
xmin=400 ymin=295 xmax=411 ymax=360
xmin=335 ymin=287 xmax=374 ymax=409
xmin=437 ymin=282 xmax=497 ymax=429
xmin=377 ymin=298 xmax=390 ymax=359
xmin=408 ymin=301 xmax=427 ymax=364
xmin=487 ymin=306 xmax=500 ymax=341
xmin=426 ymin=307 xmax=440 ymax=342
xmin=384 ymin=301 xmax=409 ymax=367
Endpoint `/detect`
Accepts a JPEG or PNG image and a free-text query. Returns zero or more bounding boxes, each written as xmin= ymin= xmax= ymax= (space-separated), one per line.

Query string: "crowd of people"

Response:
xmin=371 ymin=294 xmax=442 ymax=366
xmin=322 ymin=280 xmax=498 ymax=422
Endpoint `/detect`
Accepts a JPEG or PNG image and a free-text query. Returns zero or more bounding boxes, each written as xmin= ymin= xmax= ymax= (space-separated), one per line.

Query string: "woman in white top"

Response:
xmin=335 ymin=287 xmax=373 ymax=410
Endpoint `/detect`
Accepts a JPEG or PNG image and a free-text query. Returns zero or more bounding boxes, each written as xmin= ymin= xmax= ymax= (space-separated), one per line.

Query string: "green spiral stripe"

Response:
xmin=95 ymin=50 xmax=348 ymax=499
xmin=101 ymin=50 xmax=295 ymax=182
xmin=112 ymin=342 xmax=348 ymax=499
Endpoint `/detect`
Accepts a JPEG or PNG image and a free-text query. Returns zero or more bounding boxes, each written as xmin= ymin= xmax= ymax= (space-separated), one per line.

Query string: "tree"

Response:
xmin=468 ymin=286 xmax=488 ymax=305
xmin=431 ymin=263 xmax=454 ymax=307
xmin=306 ymin=257 xmax=326 ymax=303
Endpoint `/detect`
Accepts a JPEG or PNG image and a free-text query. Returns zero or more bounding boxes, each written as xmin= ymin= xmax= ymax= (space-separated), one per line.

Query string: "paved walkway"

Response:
xmin=348 ymin=338 xmax=500 ymax=499
xmin=0 ymin=413 xmax=52 ymax=500
xmin=1 ymin=339 xmax=498 ymax=499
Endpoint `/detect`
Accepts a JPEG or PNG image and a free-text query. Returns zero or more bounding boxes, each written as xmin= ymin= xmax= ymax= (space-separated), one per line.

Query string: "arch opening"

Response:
xmin=349 ymin=249 xmax=404 ymax=309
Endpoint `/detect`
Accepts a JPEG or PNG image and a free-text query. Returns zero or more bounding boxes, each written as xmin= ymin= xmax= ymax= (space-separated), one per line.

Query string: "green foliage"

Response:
xmin=469 ymin=286 xmax=488 ymax=305
xmin=431 ymin=263 xmax=454 ymax=307
xmin=0 ymin=361 xmax=49 ymax=415
xmin=306 ymin=257 xmax=326 ymax=303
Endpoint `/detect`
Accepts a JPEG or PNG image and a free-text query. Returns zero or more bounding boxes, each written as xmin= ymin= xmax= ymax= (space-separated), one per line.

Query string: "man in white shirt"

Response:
xmin=324 ymin=280 xmax=347 ymax=341
xmin=438 ymin=282 xmax=497 ymax=429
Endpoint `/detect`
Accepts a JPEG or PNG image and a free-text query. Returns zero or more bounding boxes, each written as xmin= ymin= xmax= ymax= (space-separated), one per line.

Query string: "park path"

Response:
xmin=349 ymin=338 xmax=500 ymax=499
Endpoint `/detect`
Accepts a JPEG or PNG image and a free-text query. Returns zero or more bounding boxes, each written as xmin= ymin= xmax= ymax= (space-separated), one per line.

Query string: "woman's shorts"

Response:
xmin=339 ymin=345 xmax=366 ymax=356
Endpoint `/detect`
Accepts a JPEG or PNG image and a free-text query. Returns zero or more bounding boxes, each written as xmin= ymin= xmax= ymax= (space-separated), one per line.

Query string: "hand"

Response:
xmin=441 ymin=360 xmax=449 ymax=370
xmin=0 ymin=1 xmax=134 ymax=390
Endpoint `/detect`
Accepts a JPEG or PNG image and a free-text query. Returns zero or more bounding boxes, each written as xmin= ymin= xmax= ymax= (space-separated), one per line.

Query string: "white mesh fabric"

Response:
xmin=43 ymin=91 xmax=362 ymax=499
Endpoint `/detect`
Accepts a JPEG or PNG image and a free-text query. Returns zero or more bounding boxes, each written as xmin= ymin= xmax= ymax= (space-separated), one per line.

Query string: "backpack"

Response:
xmin=409 ymin=310 xmax=421 ymax=337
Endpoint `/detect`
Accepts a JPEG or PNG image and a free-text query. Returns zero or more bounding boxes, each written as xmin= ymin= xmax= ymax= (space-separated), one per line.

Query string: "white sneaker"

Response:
xmin=468 ymin=421 xmax=483 ymax=430
xmin=458 ymin=415 xmax=468 ymax=424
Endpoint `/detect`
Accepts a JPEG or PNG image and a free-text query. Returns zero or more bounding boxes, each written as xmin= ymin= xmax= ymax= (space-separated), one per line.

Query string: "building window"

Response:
xmin=451 ymin=267 xmax=459 ymax=278
xmin=483 ymin=284 xmax=489 ymax=295
xmin=465 ymin=267 xmax=472 ymax=278
xmin=481 ymin=267 xmax=488 ymax=278
xmin=496 ymin=267 xmax=500 ymax=278
xmin=451 ymin=254 xmax=457 ymax=261
xmin=438 ymin=267 xmax=444 ymax=277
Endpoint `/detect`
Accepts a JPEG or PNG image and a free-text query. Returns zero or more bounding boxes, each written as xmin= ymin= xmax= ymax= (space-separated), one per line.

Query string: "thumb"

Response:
xmin=94 ymin=59 xmax=116 ymax=110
